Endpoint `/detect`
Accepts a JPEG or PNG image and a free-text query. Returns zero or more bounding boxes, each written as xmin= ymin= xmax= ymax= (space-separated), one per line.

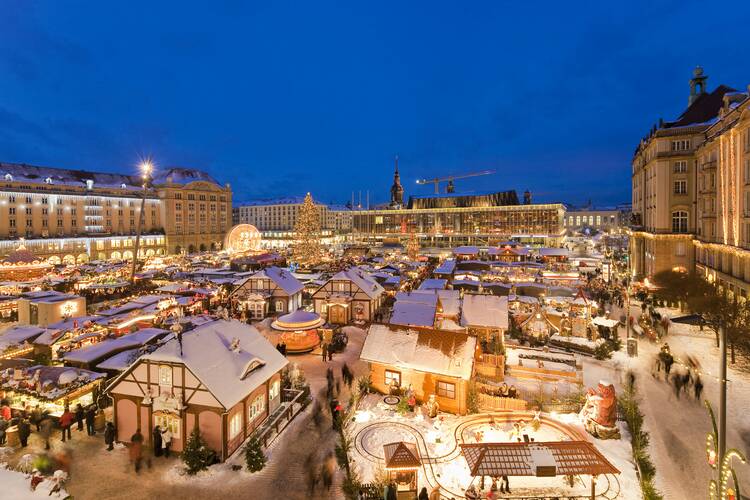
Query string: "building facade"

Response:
xmin=0 ymin=163 xmax=231 ymax=261
xmin=563 ymin=206 xmax=630 ymax=234
xmin=630 ymin=67 xmax=750 ymax=296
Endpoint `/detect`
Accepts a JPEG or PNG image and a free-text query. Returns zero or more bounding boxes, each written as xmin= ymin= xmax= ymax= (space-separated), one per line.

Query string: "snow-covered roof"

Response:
xmin=361 ymin=324 xmax=475 ymax=380
xmin=418 ymin=278 xmax=447 ymax=291
xmin=453 ymin=246 xmax=479 ymax=255
xmin=137 ymin=319 xmax=288 ymax=409
xmin=244 ymin=266 xmax=304 ymax=295
xmin=434 ymin=259 xmax=456 ymax=275
xmin=436 ymin=290 xmax=461 ymax=316
xmin=0 ymin=325 xmax=46 ymax=350
xmin=460 ymin=294 xmax=509 ymax=329
xmin=390 ymin=299 xmax=436 ymax=328
xmin=151 ymin=167 xmax=222 ymax=187
xmin=63 ymin=328 xmax=169 ymax=364
xmin=538 ymin=248 xmax=570 ymax=257
xmin=95 ymin=348 xmax=140 ymax=372
xmin=592 ymin=317 xmax=619 ymax=328
xmin=329 ymin=268 xmax=384 ymax=299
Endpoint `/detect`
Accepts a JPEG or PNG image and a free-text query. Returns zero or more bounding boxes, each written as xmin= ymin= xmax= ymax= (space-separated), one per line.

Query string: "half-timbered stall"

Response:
xmin=312 ymin=268 xmax=384 ymax=324
xmin=106 ymin=319 xmax=288 ymax=461
xmin=230 ymin=266 xmax=304 ymax=319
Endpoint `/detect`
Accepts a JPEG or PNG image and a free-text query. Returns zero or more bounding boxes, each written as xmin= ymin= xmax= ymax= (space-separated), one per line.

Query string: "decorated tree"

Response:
xmin=182 ymin=428 xmax=217 ymax=475
xmin=292 ymin=192 xmax=322 ymax=267
xmin=244 ymin=436 xmax=266 ymax=472
xmin=405 ymin=231 xmax=419 ymax=260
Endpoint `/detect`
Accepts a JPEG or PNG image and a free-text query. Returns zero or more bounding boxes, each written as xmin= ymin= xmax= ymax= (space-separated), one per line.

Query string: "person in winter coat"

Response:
xmin=59 ymin=407 xmax=73 ymax=442
xmin=0 ymin=402 xmax=10 ymax=421
xmin=418 ymin=487 xmax=429 ymax=500
xmin=321 ymin=343 xmax=328 ymax=363
xmin=104 ymin=422 xmax=116 ymax=451
xmin=31 ymin=405 xmax=42 ymax=431
xmin=40 ymin=414 xmax=53 ymax=450
xmin=18 ymin=418 xmax=31 ymax=447
xmin=130 ymin=429 xmax=144 ymax=473
xmin=85 ymin=406 xmax=96 ymax=436
xmin=75 ymin=403 xmax=84 ymax=431
xmin=386 ymin=482 xmax=397 ymax=500
xmin=161 ymin=427 xmax=173 ymax=458
xmin=152 ymin=425 xmax=162 ymax=457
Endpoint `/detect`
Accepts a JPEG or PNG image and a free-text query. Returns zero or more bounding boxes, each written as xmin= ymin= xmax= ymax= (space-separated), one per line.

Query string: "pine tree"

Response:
xmin=405 ymin=230 xmax=420 ymax=260
xmin=292 ymin=192 xmax=323 ymax=267
xmin=182 ymin=427 xmax=217 ymax=475
xmin=244 ymin=436 xmax=267 ymax=472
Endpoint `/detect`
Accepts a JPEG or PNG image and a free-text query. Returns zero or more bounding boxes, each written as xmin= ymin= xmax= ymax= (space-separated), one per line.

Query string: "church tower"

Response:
xmin=689 ymin=66 xmax=708 ymax=106
xmin=390 ymin=155 xmax=404 ymax=208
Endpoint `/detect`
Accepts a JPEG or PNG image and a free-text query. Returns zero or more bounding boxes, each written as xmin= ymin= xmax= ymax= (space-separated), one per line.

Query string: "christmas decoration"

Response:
xmin=405 ymin=231 xmax=419 ymax=260
xmin=244 ymin=436 xmax=267 ymax=472
xmin=292 ymin=192 xmax=322 ymax=267
xmin=181 ymin=428 xmax=217 ymax=475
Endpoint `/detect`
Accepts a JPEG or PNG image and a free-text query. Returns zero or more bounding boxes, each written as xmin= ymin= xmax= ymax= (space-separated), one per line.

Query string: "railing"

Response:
xmin=477 ymin=393 xmax=528 ymax=411
xmin=252 ymin=388 xmax=306 ymax=449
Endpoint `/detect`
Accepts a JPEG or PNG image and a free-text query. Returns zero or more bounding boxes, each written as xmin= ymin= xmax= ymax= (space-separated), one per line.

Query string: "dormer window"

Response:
xmin=241 ymin=358 xmax=266 ymax=379
xmin=86 ymin=179 xmax=94 ymax=190
xmin=45 ymin=177 xmax=53 ymax=184
xmin=4 ymin=173 xmax=12 ymax=182
xmin=121 ymin=183 xmax=127 ymax=189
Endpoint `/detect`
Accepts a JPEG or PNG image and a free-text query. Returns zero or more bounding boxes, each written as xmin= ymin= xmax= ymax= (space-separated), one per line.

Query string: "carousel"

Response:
xmin=270 ymin=309 xmax=325 ymax=353
xmin=224 ymin=224 xmax=263 ymax=255
xmin=0 ymin=247 xmax=54 ymax=282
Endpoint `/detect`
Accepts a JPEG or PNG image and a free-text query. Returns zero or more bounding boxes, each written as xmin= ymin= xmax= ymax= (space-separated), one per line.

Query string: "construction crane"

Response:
xmin=416 ymin=170 xmax=496 ymax=194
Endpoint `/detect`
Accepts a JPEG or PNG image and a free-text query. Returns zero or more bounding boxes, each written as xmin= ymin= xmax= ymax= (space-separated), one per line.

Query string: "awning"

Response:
xmin=460 ymin=441 xmax=619 ymax=478
xmin=384 ymin=441 xmax=421 ymax=469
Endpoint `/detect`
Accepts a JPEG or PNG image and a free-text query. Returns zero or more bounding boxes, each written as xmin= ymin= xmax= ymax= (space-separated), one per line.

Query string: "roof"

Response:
xmin=454 ymin=246 xmax=479 ymax=255
xmin=63 ymin=328 xmax=168 ymax=364
xmin=271 ymin=310 xmax=325 ymax=331
xmin=95 ymin=348 xmax=141 ymax=372
xmin=436 ymin=290 xmax=461 ymax=316
xmin=237 ymin=196 xmax=322 ymax=207
xmin=460 ymin=441 xmax=619 ymax=477
xmin=134 ymin=319 xmax=288 ymax=409
xmin=665 ymin=85 xmax=736 ymax=128
xmin=460 ymin=294 xmax=509 ymax=329
xmin=390 ymin=301 xmax=436 ymax=328
xmin=383 ymin=441 xmax=421 ymax=469
xmin=434 ymin=259 xmax=456 ymax=275
xmin=418 ymin=278 xmax=447 ymax=291
xmin=329 ymin=268 xmax=384 ymax=299
xmin=360 ymin=324 xmax=476 ymax=380
xmin=0 ymin=325 xmax=46 ymax=350
xmin=244 ymin=266 xmax=304 ymax=295
xmin=538 ymin=248 xmax=570 ymax=257
xmin=151 ymin=167 xmax=222 ymax=187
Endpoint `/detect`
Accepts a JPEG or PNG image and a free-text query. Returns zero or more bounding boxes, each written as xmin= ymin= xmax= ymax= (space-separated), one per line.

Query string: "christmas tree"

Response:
xmin=406 ymin=231 xmax=420 ymax=260
xmin=292 ymin=192 xmax=323 ymax=267
xmin=182 ymin=427 xmax=217 ymax=475
xmin=244 ymin=436 xmax=267 ymax=472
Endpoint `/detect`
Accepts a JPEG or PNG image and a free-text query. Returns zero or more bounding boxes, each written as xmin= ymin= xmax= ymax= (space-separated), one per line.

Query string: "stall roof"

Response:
xmin=460 ymin=441 xmax=619 ymax=477
xmin=460 ymin=294 xmax=509 ymax=329
xmin=63 ymin=328 xmax=169 ymax=364
xmin=0 ymin=325 xmax=46 ymax=350
xmin=418 ymin=278 xmax=447 ymax=291
xmin=95 ymin=348 xmax=140 ymax=372
xmin=383 ymin=441 xmax=421 ymax=469
xmin=433 ymin=259 xmax=456 ymax=275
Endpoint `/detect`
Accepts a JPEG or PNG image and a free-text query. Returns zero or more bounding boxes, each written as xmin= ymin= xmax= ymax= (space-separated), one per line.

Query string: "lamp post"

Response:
xmin=130 ymin=160 xmax=153 ymax=284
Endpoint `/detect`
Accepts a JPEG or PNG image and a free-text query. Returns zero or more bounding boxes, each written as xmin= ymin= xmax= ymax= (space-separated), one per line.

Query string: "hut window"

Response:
xmin=159 ymin=365 xmax=172 ymax=387
xmin=385 ymin=370 xmax=401 ymax=387
xmin=436 ymin=381 xmax=456 ymax=399
xmin=229 ymin=413 xmax=242 ymax=439
xmin=269 ymin=380 xmax=280 ymax=400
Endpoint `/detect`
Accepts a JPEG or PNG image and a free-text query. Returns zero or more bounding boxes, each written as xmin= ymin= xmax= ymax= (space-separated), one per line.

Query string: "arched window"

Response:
xmin=672 ymin=211 xmax=688 ymax=233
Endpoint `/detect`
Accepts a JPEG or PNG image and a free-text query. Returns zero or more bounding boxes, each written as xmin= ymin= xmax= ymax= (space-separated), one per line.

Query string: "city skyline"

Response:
xmin=2 ymin=2 xmax=749 ymax=206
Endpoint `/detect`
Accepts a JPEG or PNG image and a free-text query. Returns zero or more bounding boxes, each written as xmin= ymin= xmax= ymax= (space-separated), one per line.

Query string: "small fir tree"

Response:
xmin=292 ymin=193 xmax=323 ymax=267
xmin=467 ymin=381 xmax=480 ymax=414
xmin=406 ymin=231 xmax=420 ymax=260
xmin=182 ymin=428 xmax=217 ymax=475
xmin=244 ymin=436 xmax=266 ymax=472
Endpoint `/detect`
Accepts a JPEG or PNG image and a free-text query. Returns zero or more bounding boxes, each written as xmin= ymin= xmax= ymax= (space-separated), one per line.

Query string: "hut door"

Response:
xmin=329 ymin=304 xmax=347 ymax=324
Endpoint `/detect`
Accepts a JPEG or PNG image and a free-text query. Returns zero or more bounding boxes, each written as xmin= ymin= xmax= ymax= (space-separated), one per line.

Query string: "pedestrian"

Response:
xmin=0 ymin=417 xmax=6 ymax=446
xmin=281 ymin=341 xmax=287 ymax=356
xmin=130 ymin=428 xmax=144 ymax=473
xmin=408 ymin=393 xmax=416 ymax=412
xmin=695 ymin=375 xmax=704 ymax=401
xmin=387 ymin=482 xmax=398 ymax=500
xmin=85 ymin=405 xmax=97 ymax=436
xmin=328 ymin=346 xmax=334 ymax=362
xmin=0 ymin=400 xmax=10 ymax=421
xmin=18 ymin=418 xmax=31 ymax=447
xmin=162 ymin=426 xmax=173 ymax=458
xmin=672 ymin=372 xmax=684 ymax=399
xmin=500 ymin=475 xmax=510 ymax=493
xmin=429 ymin=485 xmax=441 ymax=500
xmin=40 ymin=413 xmax=53 ymax=450
xmin=153 ymin=425 xmax=163 ymax=457
xmin=75 ymin=403 xmax=84 ymax=432
xmin=418 ymin=487 xmax=429 ymax=500
xmin=31 ymin=405 xmax=42 ymax=432
xmin=104 ymin=422 xmax=116 ymax=451
xmin=59 ymin=406 xmax=73 ymax=442
xmin=321 ymin=343 xmax=328 ymax=362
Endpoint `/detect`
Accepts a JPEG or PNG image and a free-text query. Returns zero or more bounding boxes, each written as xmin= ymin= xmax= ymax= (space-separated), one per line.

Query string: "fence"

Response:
xmin=476 ymin=353 xmax=505 ymax=380
xmin=477 ymin=393 xmax=528 ymax=411
xmin=253 ymin=388 xmax=306 ymax=449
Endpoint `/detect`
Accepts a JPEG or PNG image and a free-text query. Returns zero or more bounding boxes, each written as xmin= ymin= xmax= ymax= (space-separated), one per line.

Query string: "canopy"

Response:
xmin=271 ymin=310 xmax=325 ymax=331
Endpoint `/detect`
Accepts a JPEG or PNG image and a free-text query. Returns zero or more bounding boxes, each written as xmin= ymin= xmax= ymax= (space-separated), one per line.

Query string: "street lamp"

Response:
xmin=130 ymin=160 xmax=154 ymax=283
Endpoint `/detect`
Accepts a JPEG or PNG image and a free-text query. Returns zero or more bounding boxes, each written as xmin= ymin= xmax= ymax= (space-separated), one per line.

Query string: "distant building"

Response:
xmin=563 ymin=206 xmax=630 ymax=233
xmin=0 ymin=162 xmax=232 ymax=261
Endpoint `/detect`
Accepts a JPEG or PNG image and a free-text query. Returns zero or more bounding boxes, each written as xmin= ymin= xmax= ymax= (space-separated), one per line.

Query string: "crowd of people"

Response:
xmin=653 ymin=343 xmax=704 ymax=402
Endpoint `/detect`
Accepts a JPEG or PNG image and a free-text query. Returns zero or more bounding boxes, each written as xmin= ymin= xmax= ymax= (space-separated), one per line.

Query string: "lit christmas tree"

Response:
xmin=406 ymin=230 xmax=420 ymax=260
xmin=292 ymin=192 xmax=322 ymax=267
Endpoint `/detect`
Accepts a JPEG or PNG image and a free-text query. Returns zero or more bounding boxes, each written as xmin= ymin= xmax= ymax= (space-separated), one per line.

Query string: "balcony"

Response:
xmin=701 ymin=160 xmax=717 ymax=171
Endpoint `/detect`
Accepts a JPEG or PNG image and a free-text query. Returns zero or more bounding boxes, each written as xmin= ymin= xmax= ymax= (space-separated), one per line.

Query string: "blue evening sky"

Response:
xmin=1 ymin=1 xmax=748 ymax=206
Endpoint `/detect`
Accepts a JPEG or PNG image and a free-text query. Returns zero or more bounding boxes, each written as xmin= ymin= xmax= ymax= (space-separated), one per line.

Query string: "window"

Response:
xmin=159 ymin=365 xmax=172 ymax=386
xmin=675 ymin=242 xmax=686 ymax=257
xmin=269 ymin=380 xmax=280 ymax=400
xmin=671 ymin=139 xmax=690 ymax=151
xmin=248 ymin=395 xmax=265 ymax=422
xmin=384 ymin=370 xmax=401 ymax=388
xmin=674 ymin=180 xmax=687 ymax=194
xmin=154 ymin=413 xmax=179 ymax=436
xmin=672 ymin=211 xmax=688 ymax=233
xmin=673 ymin=160 xmax=687 ymax=173
xmin=436 ymin=381 xmax=456 ymax=399
xmin=229 ymin=413 xmax=242 ymax=439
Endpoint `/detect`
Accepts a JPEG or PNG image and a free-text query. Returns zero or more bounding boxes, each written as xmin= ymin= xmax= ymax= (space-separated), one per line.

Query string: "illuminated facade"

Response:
xmin=350 ymin=202 xmax=565 ymax=247
xmin=630 ymin=68 xmax=750 ymax=296
xmin=0 ymin=162 xmax=231 ymax=261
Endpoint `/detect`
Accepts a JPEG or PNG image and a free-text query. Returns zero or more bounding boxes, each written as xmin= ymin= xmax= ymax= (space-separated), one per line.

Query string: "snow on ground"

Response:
xmin=0 ymin=466 xmax=69 ymax=500
xmin=349 ymin=394 xmax=639 ymax=499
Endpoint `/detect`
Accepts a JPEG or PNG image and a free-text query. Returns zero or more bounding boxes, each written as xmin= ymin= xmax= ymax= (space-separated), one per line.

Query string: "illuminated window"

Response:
xmin=248 ymin=395 xmax=265 ymax=422
xmin=229 ymin=413 xmax=242 ymax=439
xmin=385 ymin=370 xmax=401 ymax=387
xmin=269 ymin=380 xmax=280 ymax=400
xmin=672 ymin=211 xmax=688 ymax=233
xmin=436 ymin=381 xmax=456 ymax=399
xmin=159 ymin=365 xmax=172 ymax=386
